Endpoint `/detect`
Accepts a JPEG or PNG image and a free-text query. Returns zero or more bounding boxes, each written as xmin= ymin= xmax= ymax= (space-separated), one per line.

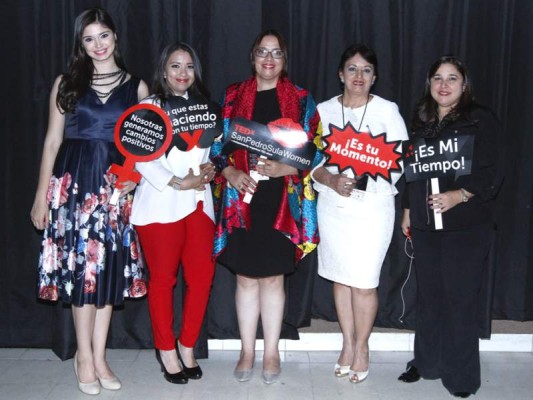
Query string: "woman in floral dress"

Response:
xmin=30 ymin=7 xmax=148 ymax=395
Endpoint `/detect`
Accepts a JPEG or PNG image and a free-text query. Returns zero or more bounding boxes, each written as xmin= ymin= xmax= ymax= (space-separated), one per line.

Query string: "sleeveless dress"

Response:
xmin=36 ymin=78 xmax=147 ymax=306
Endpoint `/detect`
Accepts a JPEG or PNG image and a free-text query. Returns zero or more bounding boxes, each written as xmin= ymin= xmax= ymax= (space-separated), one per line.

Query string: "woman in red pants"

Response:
xmin=131 ymin=42 xmax=220 ymax=384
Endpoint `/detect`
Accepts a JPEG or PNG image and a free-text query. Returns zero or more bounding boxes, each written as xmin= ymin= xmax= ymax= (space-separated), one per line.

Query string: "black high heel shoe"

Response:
xmin=155 ymin=349 xmax=188 ymax=384
xmin=398 ymin=365 xmax=421 ymax=383
xmin=176 ymin=342 xmax=202 ymax=380
xmin=453 ymin=392 xmax=471 ymax=398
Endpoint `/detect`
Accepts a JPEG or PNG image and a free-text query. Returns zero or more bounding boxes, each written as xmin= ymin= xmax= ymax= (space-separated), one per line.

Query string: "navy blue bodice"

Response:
xmin=64 ymin=77 xmax=140 ymax=142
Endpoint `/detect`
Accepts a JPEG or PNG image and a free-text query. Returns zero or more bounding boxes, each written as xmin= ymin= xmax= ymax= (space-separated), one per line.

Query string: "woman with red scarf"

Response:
xmin=210 ymin=29 xmax=322 ymax=384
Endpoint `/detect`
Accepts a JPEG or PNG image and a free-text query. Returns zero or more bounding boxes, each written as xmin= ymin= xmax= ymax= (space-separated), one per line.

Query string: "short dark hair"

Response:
xmin=413 ymin=55 xmax=474 ymax=130
xmin=250 ymin=29 xmax=288 ymax=77
xmin=337 ymin=44 xmax=379 ymax=90
xmin=152 ymin=42 xmax=209 ymax=103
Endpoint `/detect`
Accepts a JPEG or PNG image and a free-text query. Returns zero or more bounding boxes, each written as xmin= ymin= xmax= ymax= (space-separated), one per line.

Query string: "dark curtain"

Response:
xmin=2 ymin=0 xmax=532 ymax=358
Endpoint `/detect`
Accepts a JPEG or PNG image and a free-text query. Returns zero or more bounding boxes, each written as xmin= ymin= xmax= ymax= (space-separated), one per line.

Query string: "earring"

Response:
xmin=163 ymin=75 xmax=167 ymax=79
xmin=340 ymin=78 xmax=344 ymax=83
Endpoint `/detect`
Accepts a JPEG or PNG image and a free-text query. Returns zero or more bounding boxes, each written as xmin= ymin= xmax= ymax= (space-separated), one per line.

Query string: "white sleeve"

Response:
xmin=135 ymin=156 xmax=174 ymax=192
xmin=386 ymin=102 xmax=409 ymax=186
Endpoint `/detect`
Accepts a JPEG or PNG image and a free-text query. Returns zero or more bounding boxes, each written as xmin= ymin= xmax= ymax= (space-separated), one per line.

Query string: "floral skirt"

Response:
xmin=37 ymin=139 xmax=147 ymax=306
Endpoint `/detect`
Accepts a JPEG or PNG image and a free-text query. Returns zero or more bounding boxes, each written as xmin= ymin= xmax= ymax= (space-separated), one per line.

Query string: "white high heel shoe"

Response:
xmin=334 ymin=363 xmax=350 ymax=377
xmin=97 ymin=373 xmax=122 ymax=390
xmin=73 ymin=353 xmax=101 ymax=395
xmin=348 ymin=368 xmax=369 ymax=383
xmin=348 ymin=352 xmax=370 ymax=384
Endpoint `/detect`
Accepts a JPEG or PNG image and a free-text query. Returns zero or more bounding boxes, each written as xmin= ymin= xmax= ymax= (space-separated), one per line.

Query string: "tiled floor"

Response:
xmin=0 ymin=348 xmax=532 ymax=399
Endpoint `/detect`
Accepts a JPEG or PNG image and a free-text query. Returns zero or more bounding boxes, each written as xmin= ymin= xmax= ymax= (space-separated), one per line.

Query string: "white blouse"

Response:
xmin=130 ymin=95 xmax=215 ymax=225
xmin=312 ymin=94 xmax=408 ymax=196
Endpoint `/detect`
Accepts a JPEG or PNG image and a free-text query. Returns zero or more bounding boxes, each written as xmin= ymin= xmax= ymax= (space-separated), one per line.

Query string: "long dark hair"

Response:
xmin=412 ymin=55 xmax=474 ymax=131
xmin=337 ymin=44 xmax=379 ymax=91
xmin=250 ymin=29 xmax=289 ymax=78
xmin=152 ymin=42 xmax=209 ymax=104
xmin=57 ymin=7 xmax=127 ymax=112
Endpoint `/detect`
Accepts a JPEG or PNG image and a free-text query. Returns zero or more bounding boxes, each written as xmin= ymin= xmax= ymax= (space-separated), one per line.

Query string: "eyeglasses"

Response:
xmin=254 ymin=47 xmax=284 ymax=59
xmin=430 ymin=75 xmax=462 ymax=86
xmin=345 ymin=65 xmax=374 ymax=76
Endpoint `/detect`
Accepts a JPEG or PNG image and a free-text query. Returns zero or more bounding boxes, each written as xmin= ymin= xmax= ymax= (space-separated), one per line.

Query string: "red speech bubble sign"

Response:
xmin=323 ymin=122 xmax=402 ymax=183
xmin=109 ymin=103 xmax=172 ymax=204
xmin=267 ymin=118 xmax=309 ymax=148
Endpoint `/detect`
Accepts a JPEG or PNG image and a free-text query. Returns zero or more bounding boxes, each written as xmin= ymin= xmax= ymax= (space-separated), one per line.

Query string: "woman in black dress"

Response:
xmin=211 ymin=30 xmax=321 ymax=384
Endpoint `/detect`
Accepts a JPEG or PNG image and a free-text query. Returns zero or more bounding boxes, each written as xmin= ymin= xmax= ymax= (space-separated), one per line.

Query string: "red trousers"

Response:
xmin=135 ymin=204 xmax=215 ymax=350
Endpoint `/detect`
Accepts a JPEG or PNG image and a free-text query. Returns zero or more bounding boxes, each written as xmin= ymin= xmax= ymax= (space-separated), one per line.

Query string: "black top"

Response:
xmin=403 ymin=106 xmax=504 ymax=231
xmin=218 ymin=88 xmax=296 ymax=277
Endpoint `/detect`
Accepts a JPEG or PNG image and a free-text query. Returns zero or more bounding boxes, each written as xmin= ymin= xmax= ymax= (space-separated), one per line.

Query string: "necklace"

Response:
xmin=341 ymin=94 xmax=369 ymax=131
xmin=92 ymin=70 xmax=124 ymax=80
xmin=340 ymin=94 xmax=370 ymax=190
xmin=91 ymin=70 xmax=127 ymax=98
xmin=91 ymin=71 xmax=125 ymax=87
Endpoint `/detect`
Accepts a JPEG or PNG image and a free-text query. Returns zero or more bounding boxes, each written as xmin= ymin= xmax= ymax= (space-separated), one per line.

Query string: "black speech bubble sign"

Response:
xmin=222 ymin=117 xmax=317 ymax=170
xmin=403 ymin=134 xmax=474 ymax=182
xmin=163 ymin=95 xmax=222 ymax=152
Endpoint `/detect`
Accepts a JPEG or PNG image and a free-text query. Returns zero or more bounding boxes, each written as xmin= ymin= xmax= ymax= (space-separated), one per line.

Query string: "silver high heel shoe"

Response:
xmin=73 ymin=353 xmax=101 ymax=395
xmin=262 ymin=369 xmax=281 ymax=384
xmin=234 ymin=351 xmax=255 ymax=382
xmin=233 ymin=368 xmax=253 ymax=382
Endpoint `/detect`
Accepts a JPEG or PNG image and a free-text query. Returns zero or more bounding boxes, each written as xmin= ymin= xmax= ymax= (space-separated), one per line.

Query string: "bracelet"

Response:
xmin=460 ymin=188 xmax=469 ymax=202
xmin=170 ymin=177 xmax=183 ymax=190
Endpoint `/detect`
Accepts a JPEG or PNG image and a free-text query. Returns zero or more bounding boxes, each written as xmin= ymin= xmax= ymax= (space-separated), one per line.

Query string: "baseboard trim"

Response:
xmin=208 ymin=333 xmax=533 ymax=352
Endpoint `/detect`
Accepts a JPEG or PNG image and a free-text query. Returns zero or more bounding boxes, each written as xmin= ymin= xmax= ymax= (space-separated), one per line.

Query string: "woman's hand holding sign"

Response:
xmin=314 ymin=167 xmax=357 ymax=197
xmin=428 ymin=189 xmax=473 ymax=213
xmin=116 ymin=180 xmax=137 ymax=196
xmin=329 ymin=173 xmax=358 ymax=197
xmin=256 ymin=159 xmax=297 ymax=178
xmin=223 ymin=166 xmax=257 ymax=195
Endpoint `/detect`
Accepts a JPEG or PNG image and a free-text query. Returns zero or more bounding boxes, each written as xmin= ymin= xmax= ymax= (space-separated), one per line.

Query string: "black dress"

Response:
xmin=218 ymin=88 xmax=295 ymax=277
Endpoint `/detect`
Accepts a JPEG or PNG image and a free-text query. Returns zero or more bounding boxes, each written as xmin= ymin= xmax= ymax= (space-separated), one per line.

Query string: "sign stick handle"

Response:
xmin=243 ymin=156 xmax=268 ymax=204
xmin=109 ymin=157 xmax=136 ymax=206
xmin=431 ymin=178 xmax=443 ymax=230
xmin=109 ymin=189 xmax=121 ymax=206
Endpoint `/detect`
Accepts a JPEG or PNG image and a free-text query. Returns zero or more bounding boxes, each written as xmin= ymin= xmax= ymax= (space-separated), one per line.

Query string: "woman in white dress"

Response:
xmin=312 ymin=44 xmax=408 ymax=383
